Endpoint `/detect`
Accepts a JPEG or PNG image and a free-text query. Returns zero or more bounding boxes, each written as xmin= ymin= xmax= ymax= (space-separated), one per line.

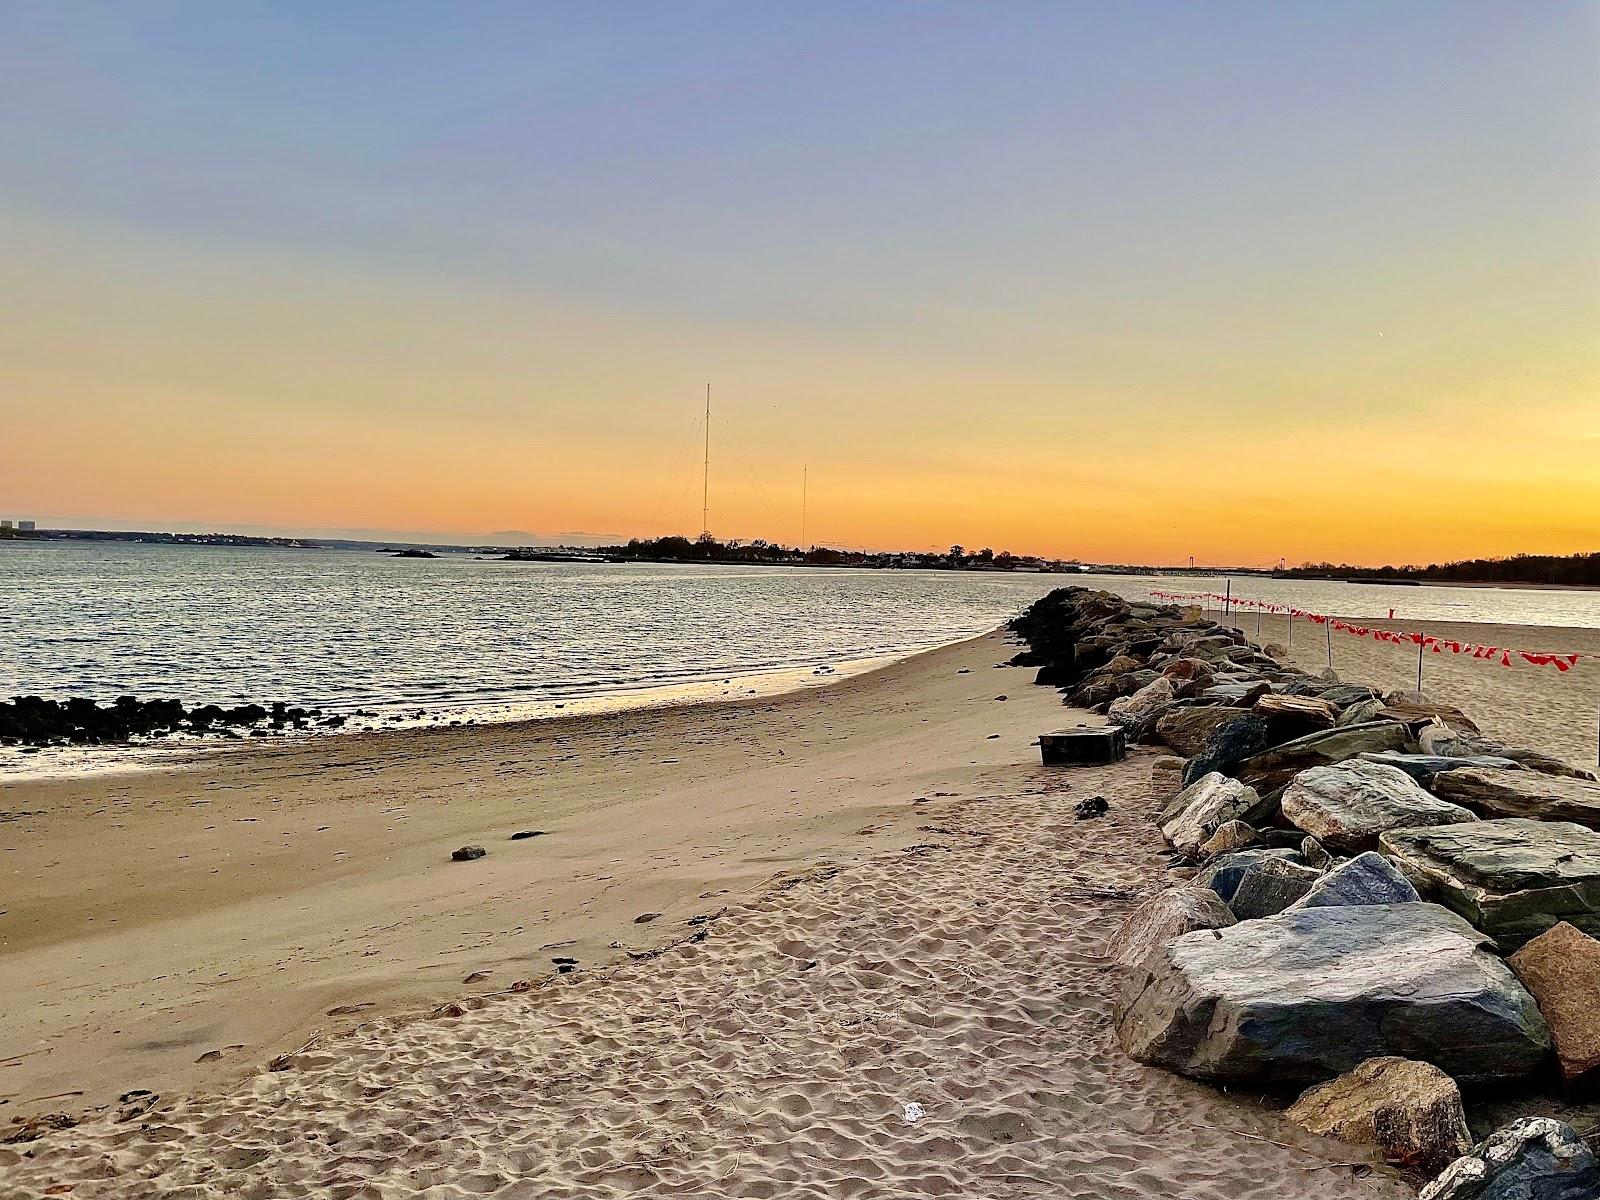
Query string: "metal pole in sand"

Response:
xmin=1325 ymin=614 xmax=1334 ymax=673
xmin=1416 ymin=640 xmax=1425 ymax=693
xmin=1224 ymin=578 xmax=1232 ymax=628
xmin=1287 ymin=608 xmax=1294 ymax=654
xmin=1256 ymin=603 xmax=1263 ymax=643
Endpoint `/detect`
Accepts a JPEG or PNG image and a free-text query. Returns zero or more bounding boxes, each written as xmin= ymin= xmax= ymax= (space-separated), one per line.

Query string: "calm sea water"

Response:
xmin=3 ymin=543 xmax=1596 ymax=734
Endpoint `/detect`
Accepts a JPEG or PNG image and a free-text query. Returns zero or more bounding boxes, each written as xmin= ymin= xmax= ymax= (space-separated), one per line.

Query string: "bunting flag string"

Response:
xmin=1148 ymin=589 xmax=1589 ymax=672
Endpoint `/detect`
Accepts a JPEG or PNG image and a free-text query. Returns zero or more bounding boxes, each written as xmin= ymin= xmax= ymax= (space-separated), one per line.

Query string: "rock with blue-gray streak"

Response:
xmin=1287 ymin=851 xmax=1419 ymax=909
xmin=1419 ymin=1117 xmax=1600 ymax=1200
xmin=1115 ymin=902 xmax=1550 ymax=1087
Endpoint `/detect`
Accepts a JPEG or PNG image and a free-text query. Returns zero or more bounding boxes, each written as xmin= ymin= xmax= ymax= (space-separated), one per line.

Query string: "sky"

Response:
xmin=2 ymin=2 xmax=1597 ymax=566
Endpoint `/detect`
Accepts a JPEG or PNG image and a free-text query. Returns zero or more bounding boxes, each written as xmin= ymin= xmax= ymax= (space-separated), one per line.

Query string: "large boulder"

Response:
xmin=1198 ymin=819 xmax=1258 ymax=857
xmin=1419 ymin=1117 xmax=1600 ymax=1200
xmin=1508 ymin=922 xmax=1600 ymax=1087
xmin=1433 ymin=768 xmax=1600 ymax=830
xmin=1377 ymin=697 xmax=1480 ymax=735
xmin=1106 ymin=886 xmax=1236 ymax=971
xmin=1380 ymin=819 xmax=1600 ymax=950
xmin=1285 ymin=1056 xmax=1472 ymax=1175
xmin=1194 ymin=848 xmax=1303 ymax=905
xmin=1288 ymin=851 xmax=1420 ymax=910
xmin=1236 ymin=721 xmax=1412 ymax=794
xmin=1229 ymin=857 xmax=1323 ymax=919
xmin=1181 ymin=713 xmax=1273 ymax=787
xmin=1115 ymin=902 xmax=1550 ymax=1086
xmin=1160 ymin=772 xmax=1267 ymax=860
xmin=1107 ymin=675 xmax=1176 ymax=741
xmin=1420 ymin=726 xmax=1597 ymax=782
xmin=1281 ymin=760 xmax=1478 ymax=852
xmin=1155 ymin=706 xmax=1244 ymax=757
xmin=1337 ymin=697 xmax=1387 ymax=727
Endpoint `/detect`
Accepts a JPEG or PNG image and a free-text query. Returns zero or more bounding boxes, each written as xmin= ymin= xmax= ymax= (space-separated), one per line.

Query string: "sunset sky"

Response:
xmin=3 ymin=2 xmax=1597 ymax=565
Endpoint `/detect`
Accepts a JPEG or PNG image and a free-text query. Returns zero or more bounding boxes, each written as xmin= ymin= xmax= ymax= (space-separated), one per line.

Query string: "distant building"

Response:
xmin=18 ymin=520 xmax=35 ymax=531
xmin=0 ymin=520 xmax=11 ymax=530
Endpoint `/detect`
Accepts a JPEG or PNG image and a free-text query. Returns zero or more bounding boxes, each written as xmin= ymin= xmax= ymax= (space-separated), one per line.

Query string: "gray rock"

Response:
xmin=1381 ymin=819 xmax=1600 ymax=950
xmin=1229 ymin=857 xmax=1323 ymax=919
xmin=1154 ymin=706 xmax=1245 ymax=758
xmin=1197 ymin=680 xmax=1271 ymax=707
xmin=1301 ymin=835 xmax=1333 ymax=869
xmin=1198 ymin=819 xmax=1258 ymax=857
xmin=1433 ymin=767 xmax=1600 ymax=829
xmin=1160 ymin=772 xmax=1267 ymax=860
xmin=1107 ymin=675 xmax=1177 ymax=741
xmin=1281 ymin=759 xmax=1478 ymax=852
xmin=451 ymin=845 xmax=487 ymax=862
xmin=1195 ymin=847 xmax=1304 ymax=905
xmin=1107 ymin=886 xmax=1236 ymax=971
xmin=1419 ymin=1117 xmax=1600 ymax=1200
xmin=1182 ymin=713 xmax=1273 ymax=787
xmin=1288 ymin=851 xmax=1419 ymax=909
xmin=1420 ymin=726 xmax=1597 ymax=782
xmin=1358 ymin=752 xmax=1524 ymax=784
xmin=1237 ymin=721 xmax=1412 ymax=793
xmin=1115 ymin=903 xmax=1551 ymax=1086
xmin=1336 ymin=697 xmax=1387 ymax=727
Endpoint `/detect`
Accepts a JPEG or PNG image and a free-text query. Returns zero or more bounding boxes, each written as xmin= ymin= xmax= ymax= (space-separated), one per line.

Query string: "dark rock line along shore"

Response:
xmin=0 ymin=695 xmax=352 ymax=746
xmin=1011 ymin=588 xmax=1600 ymax=1200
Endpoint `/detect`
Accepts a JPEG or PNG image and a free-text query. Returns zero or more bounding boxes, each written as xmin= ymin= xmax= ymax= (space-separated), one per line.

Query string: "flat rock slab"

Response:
xmin=1508 ymin=921 xmax=1600 ymax=1086
xmin=1194 ymin=848 xmax=1302 ymax=905
xmin=1154 ymin=706 xmax=1244 ymax=758
xmin=1433 ymin=767 xmax=1600 ymax=829
xmin=1115 ymin=902 xmax=1550 ymax=1086
xmin=1357 ymin=752 xmax=1523 ymax=784
xmin=1376 ymin=699 xmax=1479 ymax=734
xmin=1281 ymin=759 xmax=1477 ymax=852
xmin=1237 ymin=721 xmax=1411 ymax=794
xmin=1380 ymin=819 xmax=1600 ymax=950
xmin=1229 ymin=857 xmax=1322 ymax=920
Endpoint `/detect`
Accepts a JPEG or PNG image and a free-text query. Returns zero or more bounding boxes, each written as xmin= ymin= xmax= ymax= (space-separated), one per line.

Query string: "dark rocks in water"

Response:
xmin=1280 ymin=759 xmax=1477 ymax=852
xmin=1073 ymin=795 xmax=1110 ymax=820
xmin=1288 ymin=851 xmax=1419 ymax=910
xmin=1115 ymin=903 xmax=1551 ymax=1087
xmin=0 ymin=695 xmax=311 ymax=746
xmin=1381 ymin=819 xmax=1600 ymax=950
xmin=390 ymin=548 xmax=439 ymax=558
xmin=1228 ymin=857 xmax=1322 ymax=919
xmin=1419 ymin=1117 xmax=1600 ymax=1200
xmin=451 ymin=845 xmax=487 ymax=862
xmin=510 ymin=830 xmax=547 ymax=840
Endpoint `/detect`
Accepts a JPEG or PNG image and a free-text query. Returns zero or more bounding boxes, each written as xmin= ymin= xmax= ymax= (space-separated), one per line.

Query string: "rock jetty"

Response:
xmin=0 ymin=695 xmax=329 ymax=746
xmin=1010 ymin=587 xmax=1600 ymax=1195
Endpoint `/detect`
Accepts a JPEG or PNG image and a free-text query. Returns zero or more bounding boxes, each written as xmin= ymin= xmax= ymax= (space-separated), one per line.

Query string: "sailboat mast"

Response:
xmin=701 ymin=383 xmax=710 ymax=537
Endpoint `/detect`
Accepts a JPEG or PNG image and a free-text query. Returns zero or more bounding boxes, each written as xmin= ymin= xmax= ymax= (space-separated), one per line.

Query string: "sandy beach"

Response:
xmin=6 ymin=615 xmax=1597 ymax=1196
xmin=1 ymin=628 xmax=1417 ymax=1198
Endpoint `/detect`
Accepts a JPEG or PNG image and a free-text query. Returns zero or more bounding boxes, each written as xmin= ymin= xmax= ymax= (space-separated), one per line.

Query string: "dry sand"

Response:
xmin=0 ymin=628 xmax=1421 ymax=1198
xmin=1247 ymin=611 xmax=1600 ymax=770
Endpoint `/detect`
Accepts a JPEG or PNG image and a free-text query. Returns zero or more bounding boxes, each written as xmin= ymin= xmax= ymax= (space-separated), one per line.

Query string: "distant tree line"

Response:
xmin=605 ymin=533 xmax=1057 ymax=572
xmin=1281 ymin=552 xmax=1600 ymax=587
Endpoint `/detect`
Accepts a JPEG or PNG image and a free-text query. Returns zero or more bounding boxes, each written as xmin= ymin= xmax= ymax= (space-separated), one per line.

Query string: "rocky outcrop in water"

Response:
xmin=0 ymin=695 xmax=316 ymax=746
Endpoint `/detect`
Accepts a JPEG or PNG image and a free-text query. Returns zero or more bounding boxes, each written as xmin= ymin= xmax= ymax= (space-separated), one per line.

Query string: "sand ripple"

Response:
xmin=1 ymin=758 xmax=1411 ymax=1199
